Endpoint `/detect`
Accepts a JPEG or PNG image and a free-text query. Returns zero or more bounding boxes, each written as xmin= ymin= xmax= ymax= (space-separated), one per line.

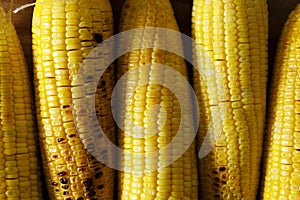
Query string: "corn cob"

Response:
xmin=0 ymin=5 xmax=43 ymax=200
xmin=261 ymin=4 xmax=300 ymax=199
xmin=192 ymin=0 xmax=268 ymax=199
xmin=32 ymin=0 xmax=115 ymax=199
xmin=117 ymin=0 xmax=199 ymax=199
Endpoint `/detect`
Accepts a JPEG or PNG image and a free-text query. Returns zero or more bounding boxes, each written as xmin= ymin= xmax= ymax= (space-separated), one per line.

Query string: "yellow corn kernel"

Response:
xmin=192 ymin=0 xmax=268 ymax=199
xmin=117 ymin=0 xmax=198 ymax=199
xmin=261 ymin=4 xmax=300 ymax=200
xmin=32 ymin=0 xmax=115 ymax=199
xmin=0 ymin=5 xmax=43 ymax=199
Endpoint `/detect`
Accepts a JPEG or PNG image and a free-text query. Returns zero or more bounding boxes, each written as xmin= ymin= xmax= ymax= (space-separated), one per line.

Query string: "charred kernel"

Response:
xmin=97 ymin=184 xmax=104 ymax=189
xmin=65 ymin=198 xmax=72 ymax=200
xmin=58 ymin=171 xmax=67 ymax=176
xmin=60 ymin=178 xmax=68 ymax=184
xmin=83 ymin=179 xmax=92 ymax=185
xmin=57 ymin=138 xmax=65 ymax=142
xmin=94 ymin=167 xmax=101 ymax=171
xmin=52 ymin=182 xmax=58 ymax=186
xmin=93 ymin=34 xmax=103 ymax=43
xmin=78 ymin=167 xmax=86 ymax=172
xmin=62 ymin=185 xmax=69 ymax=189
xmin=214 ymin=177 xmax=220 ymax=182
xmin=90 ymin=156 xmax=96 ymax=160
xmin=87 ymin=190 xmax=96 ymax=197
xmin=84 ymin=186 xmax=93 ymax=192
xmin=52 ymin=154 xmax=58 ymax=159
xmin=100 ymin=81 xmax=105 ymax=86
xmin=55 ymin=189 xmax=59 ymax=192
xmin=63 ymin=191 xmax=69 ymax=195
xmin=77 ymin=198 xmax=84 ymax=200
xmin=95 ymin=171 xmax=103 ymax=179
xmin=69 ymin=134 xmax=76 ymax=138
xmin=219 ymin=167 xmax=226 ymax=171
xmin=62 ymin=105 xmax=70 ymax=109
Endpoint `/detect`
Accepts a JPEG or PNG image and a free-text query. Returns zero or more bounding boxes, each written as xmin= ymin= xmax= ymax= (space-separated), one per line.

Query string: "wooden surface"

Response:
xmin=4 ymin=0 xmax=300 ymax=71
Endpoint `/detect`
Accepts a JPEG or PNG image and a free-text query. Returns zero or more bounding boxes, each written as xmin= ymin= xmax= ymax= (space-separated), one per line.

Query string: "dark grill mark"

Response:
xmin=69 ymin=134 xmax=76 ymax=138
xmin=83 ymin=179 xmax=92 ymax=186
xmin=93 ymin=34 xmax=103 ymax=43
xmin=62 ymin=185 xmax=69 ymax=189
xmin=87 ymin=190 xmax=96 ymax=197
xmin=60 ymin=178 xmax=68 ymax=184
xmin=62 ymin=105 xmax=70 ymax=109
xmin=95 ymin=172 xmax=103 ymax=179
xmin=219 ymin=167 xmax=226 ymax=171
xmin=52 ymin=182 xmax=57 ymax=186
xmin=58 ymin=171 xmax=67 ymax=176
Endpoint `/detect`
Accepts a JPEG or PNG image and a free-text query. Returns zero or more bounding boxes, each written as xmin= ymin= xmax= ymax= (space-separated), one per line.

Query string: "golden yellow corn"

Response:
xmin=117 ymin=0 xmax=198 ymax=199
xmin=261 ymin=4 xmax=300 ymax=199
xmin=0 ymin=5 xmax=43 ymax=200
xmin=32 ymin=0 xmax=115 ymax=199
xmin=192 ymin=0 xmax=268 ymax=199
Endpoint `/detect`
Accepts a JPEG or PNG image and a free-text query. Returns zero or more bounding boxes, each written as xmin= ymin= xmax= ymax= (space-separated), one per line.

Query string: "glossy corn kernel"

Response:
xmin=32 ymin=0 xmax=115 ymax=199
xmin=261 ymin=4 xmax=300 ymax=200
xmin=0 ymin=5 xmax=43 ymax=200
xmin=117 ymin=0 xmax=198 ymax=199
xmin=192 ymin=0 xmax=268 ymax=199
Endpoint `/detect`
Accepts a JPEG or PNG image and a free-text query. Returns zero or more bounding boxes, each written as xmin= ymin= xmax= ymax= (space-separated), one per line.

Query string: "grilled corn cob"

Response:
xmin=261 ymin=4 xmax=300 ymax=199
xmin=192 ymin=0 xmax=268 ymax=199
xmin=0 ymin=5 xmax=42 ymax=200
xmin=32 ymin=0 xmax=115 ymax=199
xmin=117 ymin=0 xmax=198 ymax=199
